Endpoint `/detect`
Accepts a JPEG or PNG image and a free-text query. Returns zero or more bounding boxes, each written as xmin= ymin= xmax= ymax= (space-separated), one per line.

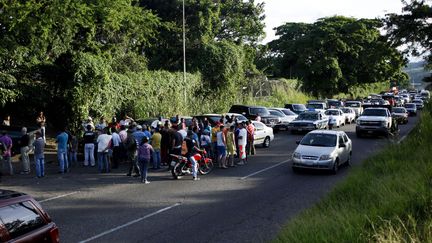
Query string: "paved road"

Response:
xmin=1 ymin=114 xmax=419 ymax=243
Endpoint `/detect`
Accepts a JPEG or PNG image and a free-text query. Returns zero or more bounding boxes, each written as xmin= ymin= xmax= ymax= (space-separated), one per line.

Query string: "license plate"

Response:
xmin=368 ymin=131 xmax=373 ymax=134
xmin=170 ymin=161 xmax=177 ymax=167
xmin=298 ymin=129 xmax=303 ymax=132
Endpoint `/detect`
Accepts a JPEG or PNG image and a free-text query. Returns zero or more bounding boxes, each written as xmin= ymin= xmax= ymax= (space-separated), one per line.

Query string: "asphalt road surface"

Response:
xmin=1 ymin=114 xmax=419 ymax=243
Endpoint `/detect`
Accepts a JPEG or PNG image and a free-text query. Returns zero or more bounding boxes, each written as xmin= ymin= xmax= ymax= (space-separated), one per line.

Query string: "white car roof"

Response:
xmin=308 ymin=130 xmax=344 ymax=135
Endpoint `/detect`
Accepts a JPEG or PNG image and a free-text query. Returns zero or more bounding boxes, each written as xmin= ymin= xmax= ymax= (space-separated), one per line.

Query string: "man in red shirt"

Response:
xmin=246 ymin=121 xmax=255 ymax=156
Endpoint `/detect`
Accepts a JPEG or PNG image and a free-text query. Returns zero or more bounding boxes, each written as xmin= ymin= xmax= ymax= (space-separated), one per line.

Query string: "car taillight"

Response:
xmin=50 ymin=227 xmax=60 ymax=243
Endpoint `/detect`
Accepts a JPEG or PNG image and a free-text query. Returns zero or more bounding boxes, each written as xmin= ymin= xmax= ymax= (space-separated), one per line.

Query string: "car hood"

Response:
xmin=357 ymin=116 xmax=387 ymax=121
xmin=295 ymin=145 xmax=335 ymax=157
xmin=291 ymin=119 xmax=316 ymax=124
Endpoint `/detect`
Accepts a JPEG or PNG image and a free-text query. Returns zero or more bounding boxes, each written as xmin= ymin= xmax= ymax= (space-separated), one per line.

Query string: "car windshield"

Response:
xmin=233 ymin=115 xmax=247 ymax=122
xmin=269 ymin=110 xmax=284 ymax=117
xmin=345 ymin=102 xmax=360 ymax=107
xmin=405 ymin=104 xmax=415 ymax=108
xmin=281 ymin=109 xmax=297 ymax=116
xmin=325 ymin=110 xmax=340 ymax=116
xmin=393 ymin=108 xmax=406 ymax=113
xmin=328 ymin=101 xmax=341 ymax=107
xmin=297 ymin=113 xmax=318 ymax=120
xmin=307 ymin=103 xmax=324 ymax=109
xmin=250 ymin=108 xmax=270 ymax=116
xmin=362 ymin=109 xmax=387 ymax=116
xmin=300 ymin=133 xmax=337 ymax=147
xmin=293 ymin=104 xmax=306 ymax=111
xmin=341 ymin=108 xmax=351 ymax=113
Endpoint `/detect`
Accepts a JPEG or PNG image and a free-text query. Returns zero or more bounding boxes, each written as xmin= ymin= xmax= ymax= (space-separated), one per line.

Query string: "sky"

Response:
xmin=259 ymin=0 xmax=404 ymax=43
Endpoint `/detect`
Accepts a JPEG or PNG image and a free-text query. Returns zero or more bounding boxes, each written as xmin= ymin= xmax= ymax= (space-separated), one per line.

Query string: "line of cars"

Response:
xmin=291 ymin=88 xmax=429 ymax=174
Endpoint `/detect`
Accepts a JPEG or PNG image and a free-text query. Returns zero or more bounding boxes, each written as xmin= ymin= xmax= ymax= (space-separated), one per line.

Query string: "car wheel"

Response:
xmin=331 ymin=158 xmax=339 ymax=175
xmin=356 ymin=132 xmax=362 ymax=138
xmin=292 ymin=167 xmax=299 ymax=173
xmin=263 ymin=137 xmax=270 ymax=148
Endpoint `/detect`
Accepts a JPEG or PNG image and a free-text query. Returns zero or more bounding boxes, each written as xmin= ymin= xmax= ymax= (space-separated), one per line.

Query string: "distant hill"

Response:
xmin=403 ymin=61 xmax=431 ymax=86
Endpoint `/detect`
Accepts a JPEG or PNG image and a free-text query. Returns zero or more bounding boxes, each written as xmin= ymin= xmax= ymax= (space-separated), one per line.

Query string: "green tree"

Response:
xmin=269 ymin=16 xmax=407 ymax=97
xmin=384 ymin=0 xmax=432 ymax=80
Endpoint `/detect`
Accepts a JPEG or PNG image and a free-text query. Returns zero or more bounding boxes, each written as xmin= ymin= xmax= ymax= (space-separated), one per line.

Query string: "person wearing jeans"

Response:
xmin=19 ymin=127 xmax=31 ymax=174
xmin=56 ymin=128 xmax=69 ymax=173
xmin=151 ymin=128 xmax=162 ymax=169
xmin=97 ymin=151 xmax=109 ymax=173
xmin=138 ymin=136 xmax=154 ymax=184
xmin=96 ymin=128 xmax=112 ymax=173
xmin=33 ymin=131 xmax=45 ymax=178
xmin=0 ymin=131 xmax=13 ymax=175
xmin=83 ymin=125 xmax=96 ymax=166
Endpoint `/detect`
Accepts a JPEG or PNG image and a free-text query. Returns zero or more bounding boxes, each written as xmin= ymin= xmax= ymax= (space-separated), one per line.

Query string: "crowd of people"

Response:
xmin=0 ymin=113 xmax=259 ymax=183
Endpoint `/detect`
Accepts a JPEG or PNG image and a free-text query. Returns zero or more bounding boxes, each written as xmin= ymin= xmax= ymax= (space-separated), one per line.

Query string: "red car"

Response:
xmin=0 ymin=190 xmax=59 ymax=243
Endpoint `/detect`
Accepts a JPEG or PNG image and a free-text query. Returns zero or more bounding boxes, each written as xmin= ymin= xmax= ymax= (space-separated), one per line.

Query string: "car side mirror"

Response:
xmin=339 ymin=143 xmax=346 ymax=148
xmin=296 ymin=140 xmax=300 ymax=145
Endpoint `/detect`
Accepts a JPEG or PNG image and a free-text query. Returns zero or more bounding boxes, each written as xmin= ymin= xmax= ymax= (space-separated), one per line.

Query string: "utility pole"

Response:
xmin=182 ymin=0 xmax=187 ymax=103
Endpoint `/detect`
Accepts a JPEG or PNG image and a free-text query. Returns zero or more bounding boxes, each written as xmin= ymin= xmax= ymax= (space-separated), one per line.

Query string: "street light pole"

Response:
xmin=182 ymin=0 xmax=187 ymax=103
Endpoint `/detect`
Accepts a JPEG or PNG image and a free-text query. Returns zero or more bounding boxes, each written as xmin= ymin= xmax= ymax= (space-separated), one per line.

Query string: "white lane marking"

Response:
xmin=39 ymin=191 xmax=79 ymax=203
xmin=240 ymin=159 xmax=291 ymax=180
xmin=79 ymin=203 xmax=182 ymax=243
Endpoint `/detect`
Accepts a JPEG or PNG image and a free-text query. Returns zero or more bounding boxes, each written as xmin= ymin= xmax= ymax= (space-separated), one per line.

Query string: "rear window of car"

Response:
xmin=0 ymin=201 xmax=46 ymax=239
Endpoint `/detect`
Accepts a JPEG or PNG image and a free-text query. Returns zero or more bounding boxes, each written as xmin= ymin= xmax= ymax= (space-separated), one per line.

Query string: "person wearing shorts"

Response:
xmin=216 ymin=125 xmax=227 ymax=168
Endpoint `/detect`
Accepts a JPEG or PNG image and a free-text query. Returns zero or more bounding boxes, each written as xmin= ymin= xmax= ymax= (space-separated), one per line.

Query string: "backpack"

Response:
xmin=125 ymin=135 xmax=137 ymax=151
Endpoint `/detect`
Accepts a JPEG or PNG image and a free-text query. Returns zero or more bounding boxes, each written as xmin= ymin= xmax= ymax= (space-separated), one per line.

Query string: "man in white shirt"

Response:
xmin=96 ymin=128 xmax=112 ymax=173
xmin=237 ymin=122 xmax=248 ymax=165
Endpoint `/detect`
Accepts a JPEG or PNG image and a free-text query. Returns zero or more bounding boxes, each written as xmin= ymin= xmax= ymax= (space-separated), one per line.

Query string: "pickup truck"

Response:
xmin=355 ymin=105 xmax=398 ymax=137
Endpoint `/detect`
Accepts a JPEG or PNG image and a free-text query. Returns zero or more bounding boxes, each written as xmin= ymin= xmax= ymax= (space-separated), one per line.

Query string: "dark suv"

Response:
xmin=0 ymin=190 xmax=59 ymax=243
xmin=228 ymin=105 xmax=280 ymax=128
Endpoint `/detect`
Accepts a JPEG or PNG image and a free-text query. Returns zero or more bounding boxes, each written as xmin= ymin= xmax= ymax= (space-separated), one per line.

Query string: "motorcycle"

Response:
xmin=170 ymin=150 xmax=214 ymax=179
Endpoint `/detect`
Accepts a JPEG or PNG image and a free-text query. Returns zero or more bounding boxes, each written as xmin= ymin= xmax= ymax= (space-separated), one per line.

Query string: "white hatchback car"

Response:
xmin=252 ymin=121 xmax=274 ymax=148
xmin=292 ymin=130 xmax=352 ymax=174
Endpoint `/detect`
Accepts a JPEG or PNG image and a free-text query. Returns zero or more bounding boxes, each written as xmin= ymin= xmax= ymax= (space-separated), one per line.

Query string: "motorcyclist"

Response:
xmin=185 ymin=130 xmax=201 ymax=181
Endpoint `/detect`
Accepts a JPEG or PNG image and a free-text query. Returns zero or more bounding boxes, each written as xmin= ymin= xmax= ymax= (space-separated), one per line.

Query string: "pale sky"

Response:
xmin=260 ymin=0 xmax=404 ymax=43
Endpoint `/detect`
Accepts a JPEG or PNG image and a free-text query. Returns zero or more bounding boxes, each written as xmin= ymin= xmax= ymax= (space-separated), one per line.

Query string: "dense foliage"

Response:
xmin=0 ymin=0 xmax=412 ymax=131
xmin=267 ymin=16 xmax=408 ymax=97
xmin=0 ymin=0 xmax=264 ymax=131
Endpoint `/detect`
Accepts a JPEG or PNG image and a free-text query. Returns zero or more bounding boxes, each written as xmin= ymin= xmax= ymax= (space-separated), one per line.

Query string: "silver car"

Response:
xmin=292 ymin=130 xmax=352 ymax=174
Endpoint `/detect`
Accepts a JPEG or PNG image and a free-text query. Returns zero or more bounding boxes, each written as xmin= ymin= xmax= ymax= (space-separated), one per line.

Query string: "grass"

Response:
xmin=274 ymin=102 xmax=432 ymax=243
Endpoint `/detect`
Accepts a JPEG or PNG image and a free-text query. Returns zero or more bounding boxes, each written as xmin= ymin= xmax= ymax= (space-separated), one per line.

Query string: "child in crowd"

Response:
xmin=138 ymin=136 xmax=154 ymax=184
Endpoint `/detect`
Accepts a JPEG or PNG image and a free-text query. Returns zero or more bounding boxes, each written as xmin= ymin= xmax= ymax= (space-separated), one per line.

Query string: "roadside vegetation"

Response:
xmin=274 ymin=102 xmax=432 ymax=242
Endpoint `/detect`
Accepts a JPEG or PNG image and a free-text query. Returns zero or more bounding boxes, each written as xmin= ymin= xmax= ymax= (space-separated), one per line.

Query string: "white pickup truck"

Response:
xmin=355 ymin=106 xmax=398 ymax=137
